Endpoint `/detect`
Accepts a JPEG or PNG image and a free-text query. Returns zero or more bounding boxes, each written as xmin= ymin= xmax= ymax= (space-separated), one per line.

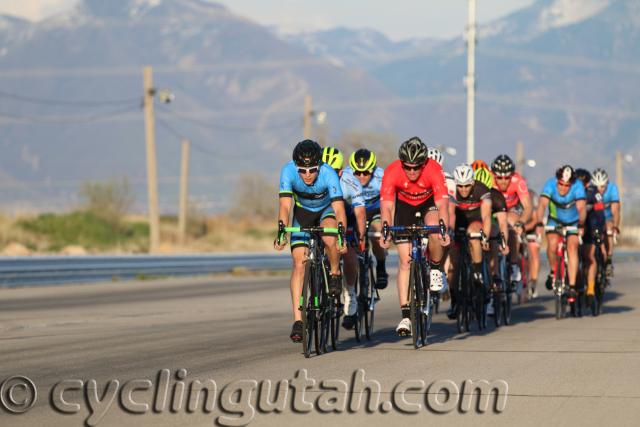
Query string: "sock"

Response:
xmin=401 ymin=305 xmax=410 ymax=319
xmin=587 ymin=279 xmax=595 ymax=296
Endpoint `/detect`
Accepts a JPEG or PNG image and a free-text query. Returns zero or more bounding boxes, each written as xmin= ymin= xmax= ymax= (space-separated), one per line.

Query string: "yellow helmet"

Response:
xmin=349 ymin=149 xmax=377 ymax=172
xmin=322 ymin=146 xmax=344 ymax=170
xmin=474 ymin=167 xmax=494 ymax=189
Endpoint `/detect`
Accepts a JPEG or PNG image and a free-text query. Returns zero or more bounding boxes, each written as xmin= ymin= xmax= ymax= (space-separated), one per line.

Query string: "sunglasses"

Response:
xmin=297 ymin=167 xmax=319 ymax=175
xmin=495 ymin=175 xmax=512 ymax=181
xmin=354 ymin=170 xmax=371 ymax=177
xmin=402 ymin=163 xmax=423 ymax=172
xmin=457 ymin=184 xmax=473 ymax=189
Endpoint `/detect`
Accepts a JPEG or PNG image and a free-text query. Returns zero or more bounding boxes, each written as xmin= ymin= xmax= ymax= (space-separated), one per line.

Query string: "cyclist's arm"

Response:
xmin=537 ymin=196 xmax=549 ymax=223
xmin=577 ymin=199 xmax=586 ymax=226
xmin=524 ymin=204 xmax=538 ymax=230
xmin=435 ymin=198 xmax=450 ymax=229
xmin=277 ymin=196 xmax=293 ymax=226
xmin=612 ymin=202 xmax=621 ymax=230
xmin=331 ymin=199 xmax=348 ymax=230
xmin=496 ymin=211 xmax=509 ymax=243
xmin=480 ymin=199 xmax=492 ymax=237
xmin=354 ymin=205 xmax=366 ymax=241
xmin=519 ymin=192 xmax=533 ymax=225
xmin=380 ymin=200 xmax=394 ymax=227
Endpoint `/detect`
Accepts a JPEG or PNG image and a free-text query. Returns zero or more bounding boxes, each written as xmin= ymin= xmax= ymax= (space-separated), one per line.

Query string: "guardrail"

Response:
xmin=0 ymin=251 xmax=636 ymax=288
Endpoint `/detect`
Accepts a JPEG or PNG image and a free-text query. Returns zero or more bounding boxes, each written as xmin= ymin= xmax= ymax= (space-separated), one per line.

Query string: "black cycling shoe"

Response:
xmin=545 ymin=274 xmax=553 ymax=291
xmin=446 ymin=305 xmax=456 ymax=320
xmin=567 ymin=287 xmax=577 ymax=303
xmin=329 ymin=274 xmax=343 ymax=297
xmin=290 ymin=320 xmax=303 ymax=343
xmin=342 ymin=315 xmax=356 ymax=330
xmin=375 ymin=265 xmax=388 ymax=289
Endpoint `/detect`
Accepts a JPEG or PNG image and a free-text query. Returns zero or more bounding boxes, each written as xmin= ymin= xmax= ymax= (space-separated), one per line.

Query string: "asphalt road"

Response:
xmin=1 ymin=263 xmax=639 ymax=427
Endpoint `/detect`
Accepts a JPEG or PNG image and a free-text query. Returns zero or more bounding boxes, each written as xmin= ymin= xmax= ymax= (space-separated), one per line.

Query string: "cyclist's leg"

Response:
xmin=467 ymin=221 xmax=483 ymax=283
xmin=318 ymin=207 xmax=342 ymax=296
xmin=342 ymin=245 xmax=359 ymax=318
xmin=289 ymin=207 xmax=316 ymax=325
xmin=585 ymin=243 xmax=596 ymax=296
xmin=605 ymin=220 xmax=615 ymax=276
xmin=447 ymin=244 xmax=460 ymax=318
xmin=368 ymin=210 xmax=388 ymax=288
xmin=506 ymin=211 xmax=521 ymax=266
xmin=545 ymin=224 xmax=560 ymax=290
xmin=566 ymin=233 xmax=580 ymax=288
xmin=425 ymin=205 xmax=446 ymax=291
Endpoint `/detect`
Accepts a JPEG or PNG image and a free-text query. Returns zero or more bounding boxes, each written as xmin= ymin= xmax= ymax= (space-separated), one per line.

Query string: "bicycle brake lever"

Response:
xmin=382 ymin=221 xmax=389 ymax=243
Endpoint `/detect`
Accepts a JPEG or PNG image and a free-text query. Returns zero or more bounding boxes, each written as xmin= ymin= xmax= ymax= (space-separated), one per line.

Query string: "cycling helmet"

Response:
xmin=474 ymin=167 xmax=494 ymax=189
xmin=349 ymin=149 xmax=377 ymax=172
xmin=322 ymin=146 xmax=344 ymax=170
xmin=556 ymin=165 xmax=576 ymax=184
xmin=293 ymin=139 xmax=322 ymax=167
xmin=491 ymin=154 xmax=515 ymax=177
xmin=427 ymin=147 xmax=443 ymax=166
xmin=453 ymin=164 xmax=475 ymax=185
xmin=591 ymin=168 xmax=609 ymax=187
xmin=398 ymin=137 xmax=428 ymax=165
xmin=575 ymin=168 xmax=591 ymax=186
xmin=472 ymin=159 xmax=489 ymax=171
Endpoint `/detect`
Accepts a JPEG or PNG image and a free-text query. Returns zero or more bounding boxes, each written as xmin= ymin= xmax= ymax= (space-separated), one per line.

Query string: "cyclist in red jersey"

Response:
xmin=379 ymin=137 xmax=451 ymax=336
xmin=491 ymin=155 xmax=533 ymax=283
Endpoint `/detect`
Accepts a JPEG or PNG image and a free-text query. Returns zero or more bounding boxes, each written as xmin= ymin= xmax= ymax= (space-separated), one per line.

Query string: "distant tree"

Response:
xmin=79 ymin=178 xmax=134 ymax=226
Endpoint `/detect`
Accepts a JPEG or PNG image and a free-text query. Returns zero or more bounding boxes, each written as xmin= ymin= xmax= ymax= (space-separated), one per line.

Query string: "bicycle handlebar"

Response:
xmin=277 ymin=220 xmax=345 ymax=247
xmin=382 ymin=219 xmax=447 ymax=242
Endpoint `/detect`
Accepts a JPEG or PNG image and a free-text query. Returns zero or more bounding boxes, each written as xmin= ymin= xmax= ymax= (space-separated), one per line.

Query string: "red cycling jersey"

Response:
xmin=380 ymin=159 xmax=448 ymax=206
xmin=493 ymin=172 xmax=529 ymax=210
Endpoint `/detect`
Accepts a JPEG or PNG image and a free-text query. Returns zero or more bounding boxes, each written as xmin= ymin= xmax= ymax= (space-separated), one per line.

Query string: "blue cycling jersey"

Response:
xmin=541 ymin=178 xmax=586 ymax=224
xmin=340 ymin=169 xmax=365 ymax=209
xmin=343 ymin=166 xmax=383 ymax=211
xmin=601 ymin=182 xmax=620 ymax=221
xmin=279 ymin=161 xmax=343 ymax=212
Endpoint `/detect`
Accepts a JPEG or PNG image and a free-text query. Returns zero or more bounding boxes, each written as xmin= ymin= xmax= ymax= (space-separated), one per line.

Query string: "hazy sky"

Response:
xmin=0 ymin=0 xmax=535 ymax=40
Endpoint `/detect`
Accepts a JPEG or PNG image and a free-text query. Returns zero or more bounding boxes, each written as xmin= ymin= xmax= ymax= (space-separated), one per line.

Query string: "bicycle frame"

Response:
xmin=545 ymin=224 xmax=578 ymax=319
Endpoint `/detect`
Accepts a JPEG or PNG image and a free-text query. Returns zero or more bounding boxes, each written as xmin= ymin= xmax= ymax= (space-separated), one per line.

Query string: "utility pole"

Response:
xmin=465 ymin=0 xmax=477 ymax=164
xmin=143 ymin=66 xmax=160 ymax=253
xmin=178 ymin=139 xmax=190 ymax=246
xmin=303 ymin=95 xmax=313 ymax=140
xmin=516 ymin=141 xmax=525 ymax=175
xmin=616 ymin=151 xmax=624 ymax=199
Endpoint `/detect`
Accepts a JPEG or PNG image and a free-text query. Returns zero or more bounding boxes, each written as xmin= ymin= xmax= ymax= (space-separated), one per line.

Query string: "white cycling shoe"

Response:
xmin=343 ymin=286 xmax=358 ymax=316
xmin=510 ymin=264 xmax=522 ymax=282
xmin=430 ymin=269 xmax=447 ymax=292
xmin=396 ymin=318 xmax=412 ymax=336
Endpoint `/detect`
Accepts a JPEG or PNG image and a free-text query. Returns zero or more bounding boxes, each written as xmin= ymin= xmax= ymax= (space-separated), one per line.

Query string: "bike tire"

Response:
xmin=301 ymin=262 xmax=314 ymax=358
xmin=503 ymin=286 xmax=513 ymax=325
xmin=409 ymin=261 xmax=421 ymax=349
xmin=353 ymin=267 xmax=362 ymax=343
xmin=493 ymin=288 xmax=502 ymax=328
xmin=419 ymin=261 xmax=430 ymax=345
xmin=365 ymin=263 xmax=376 ymax=340
xmin=314 ymin=264 xmax=325 ymax=355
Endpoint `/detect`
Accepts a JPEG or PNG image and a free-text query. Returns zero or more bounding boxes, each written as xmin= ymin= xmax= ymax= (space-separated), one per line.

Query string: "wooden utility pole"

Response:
xmin=303 ymin=95 xmax=312 ymax=140
xmin=516 ymin=141 xmax=525 ymax=175
xmin=178 ymin=139 xmax=190 ymax=246
xmin=143 ymin=66 xmax=160 ymax=253
xmin=616 ymin=151 xmax=624 ymax=199
xmin=465 ymin=0 xmax=477 ymax=164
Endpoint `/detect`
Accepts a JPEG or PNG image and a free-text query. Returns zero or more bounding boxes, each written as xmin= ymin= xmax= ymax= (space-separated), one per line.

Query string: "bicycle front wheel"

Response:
xmin=301 ymin=262 xmax=315 ymax=358
xmin=409 ymin=261 xmax=421 ymax=348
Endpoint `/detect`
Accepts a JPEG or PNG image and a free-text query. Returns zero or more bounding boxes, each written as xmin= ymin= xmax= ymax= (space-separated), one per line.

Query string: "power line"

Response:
xmin=0 ymin=89 xmax=140 ymax=108
xmin=0 ymin=104 xmax=141 ymax=125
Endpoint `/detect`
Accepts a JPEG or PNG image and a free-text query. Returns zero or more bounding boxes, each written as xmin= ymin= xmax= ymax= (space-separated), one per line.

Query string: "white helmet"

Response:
xmin=427 ymin=147 xmax=443 ymax=166
xmin=453 ymin=164 xmax=475 ymax=185
xmin=591 ymin=168 xmax=609 ymax=187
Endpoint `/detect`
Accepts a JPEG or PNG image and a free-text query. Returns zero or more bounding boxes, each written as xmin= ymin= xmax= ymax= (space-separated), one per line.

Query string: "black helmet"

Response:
xmin=491 ymin=154 xmax=515 ymax=176
xmin=293 ymin=139 xmax=322 ymax=167
xmin=556 ymin=165 xmax=576 ymax=183
xmin=575 ymin=168 xmax=591 ymax=185
xmin=398 ymin=137 xmax=428 ymax=164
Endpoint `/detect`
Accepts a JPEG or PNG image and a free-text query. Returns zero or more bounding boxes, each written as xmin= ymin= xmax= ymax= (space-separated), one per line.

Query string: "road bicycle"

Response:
xmin=545 ymin=224 xmax=579 ymax=320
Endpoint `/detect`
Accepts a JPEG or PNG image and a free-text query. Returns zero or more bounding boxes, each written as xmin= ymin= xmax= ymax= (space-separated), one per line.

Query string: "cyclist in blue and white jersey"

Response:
xmin=537 ymin=165 xmax=586 ymax=302
xmin=344 ymin=149 xmax=389 ymax=289
xmin=275 ymin=140 xmax=348 ymax=342
xmin=591 ymin=168 xmax=620 ymax=277
xmin=322 ymin=147 xmax=366 ymax=330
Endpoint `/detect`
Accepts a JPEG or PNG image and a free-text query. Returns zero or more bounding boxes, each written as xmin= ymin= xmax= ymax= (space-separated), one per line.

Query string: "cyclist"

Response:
xmin=491 ymin=155 xmax=533 ymax=284
xmin=523 ymin=188 xmax=543 ymax=298
xmin=537 ymin=165 xmax=586 ymax=302
xmin=322 ymin=146 xmax=366 ymax=330
xmin=577 ymin=169 xmax=607 ymax=301
xmin=592 ymin=168 xmax=620 ymax=277
xmin=447 ymin=164 xmax=493 ymax=318
xmin=345 ymin=148 xmax=388 ymax=289
xmin=275 ymin=140 xmax=348 ymax=342
xmin=379 ymin=137 xmax=451 ymax=336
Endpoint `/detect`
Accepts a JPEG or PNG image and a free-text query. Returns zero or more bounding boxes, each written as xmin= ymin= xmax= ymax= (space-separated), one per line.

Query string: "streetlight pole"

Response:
xmin=143 ymin=66 xmax=160 ymax=253
xmin=465 ymin=0 xmax=477 ymax=164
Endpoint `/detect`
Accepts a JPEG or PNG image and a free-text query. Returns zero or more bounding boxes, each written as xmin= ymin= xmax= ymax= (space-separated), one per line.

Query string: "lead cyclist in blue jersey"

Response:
xmin=274 ymin=140 xmax=348 ymax=343
xmin=591 ymin=168 xmax=620 ymax=277
xmin=344 ymin=149 xmax=389 ymax=288
xmin=537 ymin=165 xmax=586 ymax=302
xmin=322 ymin=147 xmax=366 ymax=330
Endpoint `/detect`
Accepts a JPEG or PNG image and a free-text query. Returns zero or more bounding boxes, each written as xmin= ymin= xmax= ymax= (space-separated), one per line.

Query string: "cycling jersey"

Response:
xmin=490 ymin=188 xmax=507 ymax=214
xmin=584 ymin=185 xmax=606 ymax=244
xmin=493 ymin=172 xmax=529 ymax=211
xmin=453 ymin=182 xmax=492 ymax=229
xmin=340 ymin=169 xmax=365 ymax=209
xmin=380 ymin=159 xmax=448 ymax=206
xmin=444 ymin=171 xmax=456 ymax=201
xmin=541 ymin=178 xmax=586 ymax=225
xmin=344 ymin=166 xmax=383 ymax=211
xmin=601 ymin=182 xmax=620 ymax=221
xmin=279 ymin=161 xmax=343 ymax=211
